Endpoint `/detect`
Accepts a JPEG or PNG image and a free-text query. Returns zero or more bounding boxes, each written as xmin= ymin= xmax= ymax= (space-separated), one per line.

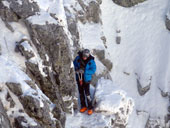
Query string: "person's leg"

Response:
xmin=84 ymin=82 xmax=93 ymax=109
xmin=77 ymin=82 xmax=86 ymax=108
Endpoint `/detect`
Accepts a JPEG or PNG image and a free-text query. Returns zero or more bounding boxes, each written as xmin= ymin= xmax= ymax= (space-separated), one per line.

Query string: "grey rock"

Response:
xmin=0 ymin=2 xmax=19 ymax=22
xmin=93 ymin=49 xmax=113 ymax=71
xmin=6 ymin=92 xmax=15 ymax=108
xmin=7 ymin=0 xmax=39 ymax=19
xmin=65 ymin=7 xmax=80 ymax=49
xmin=112 ymin=0 xmax=146 ymax=7
xmin=16 ymin=39 xmax=35 ymax=60
xmin=116 ymin=36 xmax=121 ymax=44
xmin=14 ymin=116 xmax=42 ymax=128
xmin=158 ymin=87 xmax=168 ymax=97
xmin=25 ymin=22 xmax=76 ymax=113
xmin=165 ymin=16 xmax=170 ymax=31
xmin=94 ymin=49 xmax=105 ymax=61
xmin=52 ymin=104 xmax=66 ymax=128
xmin=24 ymin=80 xmax=37 ymax=90
xmin=101 ymin=59 xmax=113 ymax=71
xmin=101 ymin=36 xmax=107 ymax=48
xmin=20 ymin=95 xmax=56 ymax=127
xmin=168 ymin=106 xmax=170 ymax=113
xmin=165 ymin=114 xmax=170 ymax=123
xmin=6 ymin=82 xmax=23 ymax=96
xmin=86 ymin=1 xmax=101 ymax=23
xmin=135 ymin=74 xmax=151 ymax=96
xmin=0 ymin=100 xmax=11 ymax=128
xmin=136 ymin=79 xmax=150 ymax=96
xmin=77 ymin=0 xmax=101 ymax=24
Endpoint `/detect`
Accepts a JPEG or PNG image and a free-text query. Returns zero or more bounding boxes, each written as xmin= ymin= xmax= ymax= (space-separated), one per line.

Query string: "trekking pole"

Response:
xmin=77 ymin=72 xmax=83 ymax=86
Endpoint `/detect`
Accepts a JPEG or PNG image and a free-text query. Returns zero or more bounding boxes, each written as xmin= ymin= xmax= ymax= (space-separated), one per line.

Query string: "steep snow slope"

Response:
xmin=100 ymin=0 xmax=170 ymax=127
xmin=66 ymin=0 xmax=170 ymax=127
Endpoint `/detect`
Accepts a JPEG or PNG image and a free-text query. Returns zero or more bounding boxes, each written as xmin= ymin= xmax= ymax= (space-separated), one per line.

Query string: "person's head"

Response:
xmin=82 ymin=49 xmax=90 ymax=60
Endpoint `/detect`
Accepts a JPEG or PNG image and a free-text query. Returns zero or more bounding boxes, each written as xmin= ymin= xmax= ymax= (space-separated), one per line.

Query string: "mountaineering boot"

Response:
xmin=80 ymin=107 xmax=87 ymax=113
xmin=88 ymin=109 xmax=93 ymax=115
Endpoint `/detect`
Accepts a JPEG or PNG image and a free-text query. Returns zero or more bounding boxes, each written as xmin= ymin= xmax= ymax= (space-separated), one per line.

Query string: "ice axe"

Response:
xmin=77 ymin=72 xmax=83 ymax=86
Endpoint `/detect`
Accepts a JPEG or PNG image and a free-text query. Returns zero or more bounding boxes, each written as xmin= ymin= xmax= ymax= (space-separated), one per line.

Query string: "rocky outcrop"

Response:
xmin=0 ymin=0 xmax=77 ymax=127
xmin=20 ymin=95 xmax=56 ymax=128
xmin=16 ymin=39 xmax=35 ymax=60
xmin=93 ymin=49 xmax=113 ymax=71
xmin=24 ymin=22 xmax=76 ymax=113
xmin=95 ymin=79 xmax=134 ymax=127
xmin=135 ymin=73 xmax=151 ymax=96
xmin=166 ymin=16 xmax=170 ymax=31
xmin=6 ymin=82 xmax=23 ymax=96
xmin=64 ymin=7 xmax=80 ymax=50
xmin=76 ymin=0 xmax=102 ymax=24
xmin=0 ymin=100 xmax=11 ymax=128
xmin=6 ymin=0 xmax=39 ymax=19
xmin=112 ymin=0 xmax=146 ymax=7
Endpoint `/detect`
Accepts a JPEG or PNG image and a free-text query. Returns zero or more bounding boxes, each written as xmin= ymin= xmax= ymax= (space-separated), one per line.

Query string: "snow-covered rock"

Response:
xmin=0 ymin=100 xmax=11 ymax=128
xmin=0 ymin=0 xmax=170 ymax=127
xmin=95 ymin=78 xmax=134 ymax=127
xmin=112 ymin=0 xmax=146 ymax=7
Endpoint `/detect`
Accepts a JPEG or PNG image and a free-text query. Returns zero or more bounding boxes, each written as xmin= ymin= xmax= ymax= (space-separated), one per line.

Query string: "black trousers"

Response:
xmin=77 ymin=80 xmax=93 ymax=109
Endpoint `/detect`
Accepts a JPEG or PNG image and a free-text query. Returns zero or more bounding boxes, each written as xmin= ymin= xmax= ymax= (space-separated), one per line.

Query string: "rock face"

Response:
xmin=6 ymin=0 xmax=39 ymax=19
xmin=0 ymin=100 xmax=11 ymax=128
xmin=112 ymin=0 xmax=146 ymax=7
xmin=77 ymin=0 xmax=102 ymax=24
xmin=166 ymin=16 xmax=170 ymax=31
xmin=0 ymin=0 xmax=77 ymax=128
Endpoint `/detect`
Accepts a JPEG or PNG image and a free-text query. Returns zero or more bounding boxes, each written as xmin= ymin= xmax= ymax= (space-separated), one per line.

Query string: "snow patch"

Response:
xmin=16 ymin=0 xmax=22 ymax=5
xmin=27 ymin=11 xmax=59 ymax=25
xmin=78 ymin=22 xmax=105 ymax=50
xmin=2 ymin=1 xmax=10 ymax=8
xmin=21 ymin=41 xmax=33 ymax=52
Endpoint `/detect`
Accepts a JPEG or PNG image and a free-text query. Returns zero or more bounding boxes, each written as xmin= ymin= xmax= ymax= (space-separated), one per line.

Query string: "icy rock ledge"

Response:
xmin=94 ymin=78 xmax=134 ymax=127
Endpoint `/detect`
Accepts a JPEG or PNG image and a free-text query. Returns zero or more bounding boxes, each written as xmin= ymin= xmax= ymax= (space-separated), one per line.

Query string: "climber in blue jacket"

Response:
xmin=73 ymin=49 xmax=96 ymax=115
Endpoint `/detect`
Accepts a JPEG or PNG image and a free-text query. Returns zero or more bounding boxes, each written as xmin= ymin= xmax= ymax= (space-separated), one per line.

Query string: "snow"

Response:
xmin=66 ymin=78 xmax=134 ymax=128
xmin=45 ymin=54 xmax=49 ymax=61
xmin=100 ymin=0 xmax=170 ymax=122
xmin=95 ymin=57 xmax=106 ymax=75
xmin=0 ymin=17 xmax=55 ymax=126
xmin=27 ymin=11 xmax=59 ymax=25
xmin=2 ymin=0 xmax=10 ymax=8
xmin=95 ymin=78 xmax=134 ymax=114
xmin=0 ymin=19 xmax=29 ymax=69
xmin=21 ymin=41 xmax=33 ymax=52
xmin=16 ymin=0 xmax=22 ymax=5
xmin=67 ymin=0 xmax=170 ymax=127
xmin=78 ymin=22 xmax=105 ymax=50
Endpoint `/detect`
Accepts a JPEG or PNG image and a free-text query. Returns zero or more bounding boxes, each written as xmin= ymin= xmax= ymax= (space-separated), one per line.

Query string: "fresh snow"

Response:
xmin=27 ymin=11 xmax=59 ymax=25
xmin=21 ymin=41 xmax=33 ymax=52
xmin=78 ymin=22 xmax=105 ymax=50
xmin=2 ymin=0 xmax=10 ymax=8
xmin=66 ymin=78 xmax=134 ymax=128
xmin=0 ymin=16 xmax=55 ymax=126
xmin=100 ymin=0 xmax=170 ymax=123
xmin=66 ymin=0 xmax=170 ymax=127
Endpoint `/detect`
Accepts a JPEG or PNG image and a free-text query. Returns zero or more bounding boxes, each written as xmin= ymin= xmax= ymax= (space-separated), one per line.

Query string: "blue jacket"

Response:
xmin=73 ymin=52 xmax=96 ymax=82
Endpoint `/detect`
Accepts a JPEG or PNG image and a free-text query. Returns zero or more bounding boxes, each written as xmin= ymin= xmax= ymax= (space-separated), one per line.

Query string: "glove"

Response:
xmin=79 ymin=80 xmax=83 ymax=86
xmin=78 ymin=69 xmax=84 ymax=74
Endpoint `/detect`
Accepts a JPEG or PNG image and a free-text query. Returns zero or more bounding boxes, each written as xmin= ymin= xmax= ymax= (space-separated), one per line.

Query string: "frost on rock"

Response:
xmin=166 ymin=9 xmax=170 ymax=31
xmin=112 ymin=0 xmax=146 ymax=7
xmin=95 ymin=78 xmax=134 ymax=127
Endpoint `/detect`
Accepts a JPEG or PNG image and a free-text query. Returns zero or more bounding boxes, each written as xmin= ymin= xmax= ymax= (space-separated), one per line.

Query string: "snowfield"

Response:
xmin=0 ymin=0 xmax=170 ymax=127
xmin=66 ymin=0 xmax=170 ymax=127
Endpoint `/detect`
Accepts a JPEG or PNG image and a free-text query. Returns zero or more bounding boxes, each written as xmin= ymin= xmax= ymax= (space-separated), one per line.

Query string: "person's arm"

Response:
xmin=73 ymin=56 xmax=79 ymax=71
xmin=86 ymin=60 xmax=96 ymax=75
